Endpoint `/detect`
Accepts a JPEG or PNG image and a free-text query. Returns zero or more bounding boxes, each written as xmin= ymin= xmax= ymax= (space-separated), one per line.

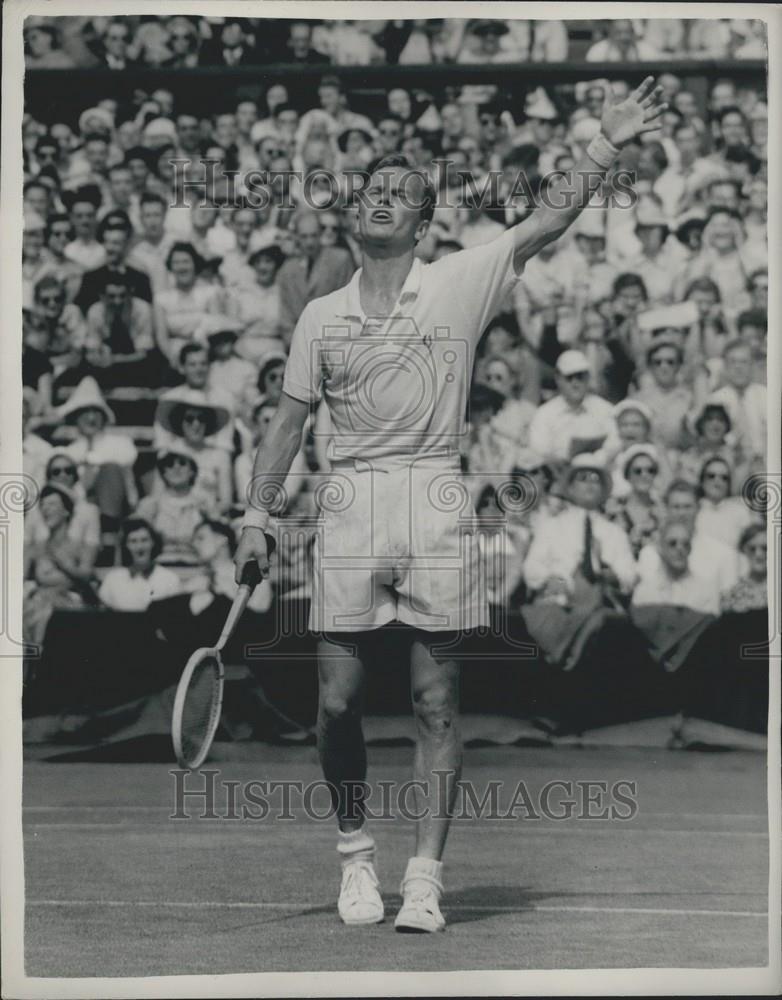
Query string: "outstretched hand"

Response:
xmin=600 ymin=76 xmax=668 ymax=148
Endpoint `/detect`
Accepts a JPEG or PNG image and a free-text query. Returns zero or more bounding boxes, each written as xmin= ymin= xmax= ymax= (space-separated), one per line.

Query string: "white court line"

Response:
xmin=23 ymin=822 xmax=769 ymax=837
xmin=26 ymin=899 xmax=766 ymax=919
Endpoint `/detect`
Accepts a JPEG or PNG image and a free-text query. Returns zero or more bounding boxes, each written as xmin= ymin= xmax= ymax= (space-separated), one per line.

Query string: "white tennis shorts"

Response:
xmin=309 ymin=455 xmax=488 ymax=633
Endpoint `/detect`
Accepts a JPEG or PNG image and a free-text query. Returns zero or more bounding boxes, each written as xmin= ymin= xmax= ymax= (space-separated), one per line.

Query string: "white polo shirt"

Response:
xmin=283 ymin=228 xmax=522 ymax=465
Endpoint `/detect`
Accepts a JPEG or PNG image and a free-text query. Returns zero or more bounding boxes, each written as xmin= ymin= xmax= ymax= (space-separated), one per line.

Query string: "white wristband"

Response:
xmin=586 ymin=133 xmax=621 ymax=170
xmin=241 ymin=506 xmax=270 ymax=533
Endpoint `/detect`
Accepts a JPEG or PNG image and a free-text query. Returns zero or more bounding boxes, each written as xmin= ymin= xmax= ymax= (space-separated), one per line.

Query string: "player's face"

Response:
xmin=357 ymin=166 xmax=429 ymax=251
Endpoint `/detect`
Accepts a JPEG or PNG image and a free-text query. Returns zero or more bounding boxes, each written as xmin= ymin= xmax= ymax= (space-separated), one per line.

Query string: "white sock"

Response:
xmin=337 ymin=826 xmax=376 ymax=869
xmin=402 ymin=856 xmax=443 ymax=893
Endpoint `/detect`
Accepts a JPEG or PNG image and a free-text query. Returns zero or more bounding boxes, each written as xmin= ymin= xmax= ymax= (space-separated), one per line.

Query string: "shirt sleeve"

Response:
xmin=428 ymin=227 xmax=522 ymax=346
xmin=282 ymin=303 xmax=323 ymax=404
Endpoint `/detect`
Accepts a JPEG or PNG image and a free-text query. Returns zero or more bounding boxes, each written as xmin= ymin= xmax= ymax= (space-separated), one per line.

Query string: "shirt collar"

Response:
xmin=337 ymin=257 xmax=423 ymax=321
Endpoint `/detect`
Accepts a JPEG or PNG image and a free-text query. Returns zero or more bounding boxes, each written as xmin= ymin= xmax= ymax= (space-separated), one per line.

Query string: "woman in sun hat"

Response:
xmin=608 ymin=443 xmax=666 ymax=557
xmin=156 ymin=398 xmax=233 ymax=515
xmin=59 ymin=376 xmax=138 ymax=531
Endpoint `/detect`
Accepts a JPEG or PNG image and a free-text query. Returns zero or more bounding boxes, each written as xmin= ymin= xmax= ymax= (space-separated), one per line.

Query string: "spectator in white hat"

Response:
xmin=528 ymin=350 xmax=619 ymax=467
xmin=632 ymin=338 xmax=693 ymax=451
xmin=586 ymin=20 xmax=661 ymax=62
xmin=59 ymin=376 xmax=138 ymax=533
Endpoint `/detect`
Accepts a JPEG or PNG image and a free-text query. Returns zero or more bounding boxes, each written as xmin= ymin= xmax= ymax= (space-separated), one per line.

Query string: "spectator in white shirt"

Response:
xmin=528 ymin=350 xmax=618 ymax=467
xmin=639 ymin=478 xmax=741 ymax=597
xmin=60 ymin=376 xmax=138 ymax=531
xmin=708 ymin=339 xmax=766 ymax=464
xmin=64 ymin=186 xmax=106 ymax=271
xmin=633 ymin=517 xmax=721 ymax=615
xmin=586 ymin=20 xmax=661 ymax=62
xmin=523 ymin=454 xmax=638 ymax=600
xmin=98 ymin=518 xmax=181 ymax=611
xmin=695 ymin=455 xmax=758 ymax=550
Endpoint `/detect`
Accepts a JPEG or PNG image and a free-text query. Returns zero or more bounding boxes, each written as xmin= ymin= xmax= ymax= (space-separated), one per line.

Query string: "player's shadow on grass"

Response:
xmin=444 ymin=884 xmax=550 ymax=925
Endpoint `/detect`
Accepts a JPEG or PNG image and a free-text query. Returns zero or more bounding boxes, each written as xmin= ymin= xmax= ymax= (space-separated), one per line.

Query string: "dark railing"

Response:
xmin=24 ymin=60 xmax=767 ymax=122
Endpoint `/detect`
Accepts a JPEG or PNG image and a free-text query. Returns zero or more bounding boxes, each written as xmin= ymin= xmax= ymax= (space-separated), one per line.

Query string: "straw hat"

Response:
xmin=565 ymin=452 xmax=612 ymax=497
xmin=58 ymin=376 xmax=114 ymax=425
xmin=618 ymin=443 xmax=660 ymax=479
xmin=156 ymin=398 xmax=231 ymax=437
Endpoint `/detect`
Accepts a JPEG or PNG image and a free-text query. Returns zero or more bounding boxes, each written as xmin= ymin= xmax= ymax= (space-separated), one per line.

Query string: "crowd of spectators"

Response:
xmin=21 ymin=16 xmax=768 ymax=722
xmin=23 ymin=16 xmax=768 ymax=69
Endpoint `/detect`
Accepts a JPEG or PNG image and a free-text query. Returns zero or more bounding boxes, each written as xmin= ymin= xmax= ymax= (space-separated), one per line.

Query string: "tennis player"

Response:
xmin=235 ymin=77 xmax=667 ymax=932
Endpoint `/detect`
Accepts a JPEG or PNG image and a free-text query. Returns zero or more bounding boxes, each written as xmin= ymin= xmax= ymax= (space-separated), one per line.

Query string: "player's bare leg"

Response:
xmin=395 ymin=630 xmax=461 ymax=933
xmin=317 ymin=633 xmax=383 ymax=925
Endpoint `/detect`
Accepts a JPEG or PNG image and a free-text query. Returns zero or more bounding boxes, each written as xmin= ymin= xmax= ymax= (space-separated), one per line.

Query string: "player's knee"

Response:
xmin=412 ymin=683 xmax=458 ymax=736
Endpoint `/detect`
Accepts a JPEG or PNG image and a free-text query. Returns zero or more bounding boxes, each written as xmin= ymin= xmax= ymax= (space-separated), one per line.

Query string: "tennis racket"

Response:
xmin=171 ymin=536 xmax=275 ymax=768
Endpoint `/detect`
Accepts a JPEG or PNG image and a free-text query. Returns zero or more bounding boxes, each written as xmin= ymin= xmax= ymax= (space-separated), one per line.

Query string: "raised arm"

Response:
xmin=510 ymin=77 xmax=667 ymax=273
xmin=233 ymin=390 xmax=311 ymax=582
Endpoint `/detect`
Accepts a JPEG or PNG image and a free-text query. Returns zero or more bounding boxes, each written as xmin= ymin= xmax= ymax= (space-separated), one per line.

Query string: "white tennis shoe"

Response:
xmin=337 ymin=858 xmax=384 ymax=925
xmin=394 ymin=873 xmax=446 ymax=933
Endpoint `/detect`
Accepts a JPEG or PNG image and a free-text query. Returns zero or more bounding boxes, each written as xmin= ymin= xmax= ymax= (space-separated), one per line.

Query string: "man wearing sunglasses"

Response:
xmin=529 ymin=349 xmax=619 ymax=467
xmin=235 ymin=77 xmax=668 ymax=934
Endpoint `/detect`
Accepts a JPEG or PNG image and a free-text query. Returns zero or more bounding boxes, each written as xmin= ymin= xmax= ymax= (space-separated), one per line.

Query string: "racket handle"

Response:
xmin=215 ymin=583 xmax=253 ymax=652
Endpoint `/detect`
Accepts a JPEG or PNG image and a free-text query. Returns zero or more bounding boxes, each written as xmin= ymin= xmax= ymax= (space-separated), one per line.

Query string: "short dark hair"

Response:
xmin=738 ymin=522 xmax=765 ymax=553
xmin=365 ymin=153 xmax=437 ymax=225
xmin=613 ymin=272 xmax=648 ymax=299
xmin=179 ymin=341 xmax=208 ymax=366
xmin=737 ymin=308 xmax=766 ymax=332
xmin=139 ymin=191 xmax=167 ymax=210
xmin=684 ymin=276 xmax=721 ymax=301
xmin=120 ymin=518 xmax=163 ymax=564
xmin=166 ymin=241 xmax=204 ymax=272
xmin=196 ymin=518 xmax=237 ymax=556
xmin=717 ymin=105 xmax=745 ymax=125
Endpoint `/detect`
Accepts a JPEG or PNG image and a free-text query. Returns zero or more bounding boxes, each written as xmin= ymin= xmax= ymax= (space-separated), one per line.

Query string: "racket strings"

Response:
xmin=179 ymin=656 xmax=221 ymax=765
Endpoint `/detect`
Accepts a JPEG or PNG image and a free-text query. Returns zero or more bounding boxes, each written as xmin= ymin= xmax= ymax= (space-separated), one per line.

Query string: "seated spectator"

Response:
xmin=586 ymin=20 xmax=661 ymax=62
xmin=59 ymin=376 xmax=138 ymax=533
xmin=63 ymin=185 xmax=105 ymax=271
xmin=694 ymin=455 xmax=757 ymax=549
xmin=74 ymin=212 xmax=153 ymax=313
xmin=153 ymin=243 xmax=229 ymax=368
xmin=155 ymin=343 xmax=236 ymax=455
xmin=523 ymin=454 xmax=638 ymax=604
xmin=32 ymin=275 xmax=86 ymax=376
xmin=25 ymin=452 xmax=101 ymax=572
xmin=23 ymin=312 xmax=54 ymax=415
xmin=639 ymin=478 xmax=741 ymax=597
xmin=128 ymin=192 xmax=174 ymax=293
xmin=676 ymin=401 xmax=744 ymax=485
xmin=226 ymin=245 xmax=286 ymax=363
xmin=137 ymin=450 xmax=214 ymax=563
xmin=42 ymin=213 xmax=84 ymax=304
xmin=22 ymin=210 xmax=50 ymax=310
xmin=24 ymin=484 xmax=94 ymax=648
xmin=480 ymin=355 xmax=536 ymax=456
xmin=720 ymin=522 xmax=767 ymax=613
xmin=84 ymin=273 xmax=157 ymax=386
xmin=276 ymin=211 xmax=355 ymax=344
xmin=200 ymin=17 xmax=259 ymax=66
xmin=24 ymin=17 xmax=76 ymax=68
xmin=22 ymin=388 xmax=53 ymax=494
xmin=632 ymin=338 xmax=693 ymax=451
xmin=632 ymin=517 xmax=720 ymax=614
xmin=708 ymin=339 xmax=766 ymax=466
xmin=528 ymin=350 xmax=619 ymax=468
xmin=609 ymin=443 xmax=665 ymax=547
xmin=155 ymin=399 xmax=233 ymax=514
xmin=98 ymin=518 xmax=181 ymax=611
xmin=206 ymin=330 xmax=257 ymax=415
